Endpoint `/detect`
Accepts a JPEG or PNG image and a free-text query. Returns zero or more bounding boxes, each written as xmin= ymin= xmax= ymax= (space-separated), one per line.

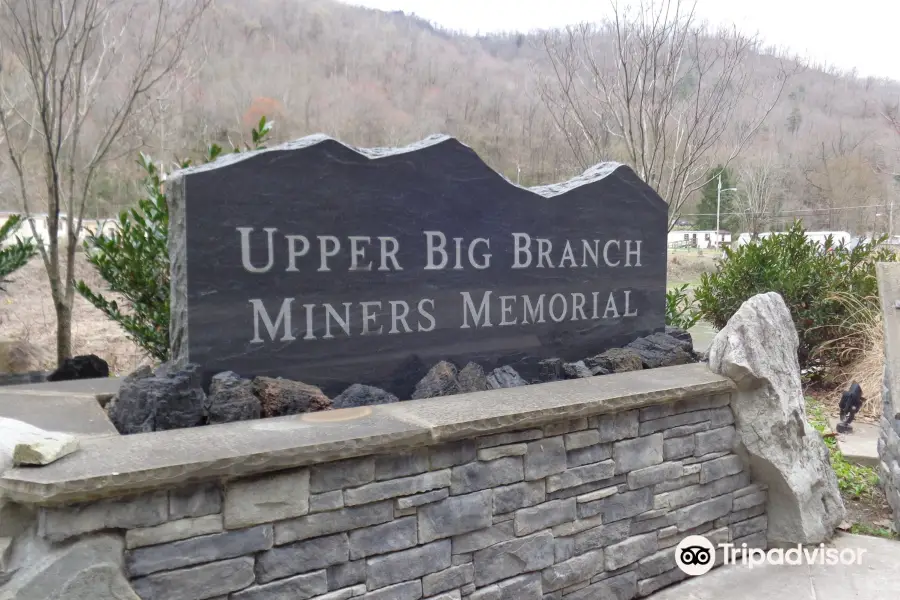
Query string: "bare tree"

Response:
xmin=537 ymin=0 xmax=795 ymax=228
xmin=0 ymin=0 xmax=210 ymax=365
xmin=736 ymin=159 xmax=782 ymax=238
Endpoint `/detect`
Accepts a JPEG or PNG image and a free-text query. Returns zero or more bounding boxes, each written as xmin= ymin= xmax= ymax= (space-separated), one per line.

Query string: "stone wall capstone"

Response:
xmin=11 ymin=392 xmax=768 ymax=600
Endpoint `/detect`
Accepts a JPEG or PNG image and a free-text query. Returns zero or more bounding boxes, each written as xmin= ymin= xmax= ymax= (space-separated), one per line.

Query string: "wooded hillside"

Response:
xmin=2 ymin=0 xmax=899 ymax=233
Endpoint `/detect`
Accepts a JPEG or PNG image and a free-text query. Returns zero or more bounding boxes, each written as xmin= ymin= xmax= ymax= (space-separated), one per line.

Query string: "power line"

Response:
xmin=678 ymin=203 xmax=893 ymax=218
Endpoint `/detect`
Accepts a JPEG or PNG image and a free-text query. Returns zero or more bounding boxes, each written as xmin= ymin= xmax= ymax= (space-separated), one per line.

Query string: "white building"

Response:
xmin=668 ymin=230 xmax=732 ymax=249
xmin=732 ymin=230 xmax=855 ymax=250
xmin=0 ymin=212 xmax=118 ymax=249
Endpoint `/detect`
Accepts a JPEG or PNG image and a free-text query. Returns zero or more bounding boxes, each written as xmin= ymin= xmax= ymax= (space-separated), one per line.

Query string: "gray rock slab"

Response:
xmin=451 ymin=457 xmax=523 ymax=494
xmin=579 ymin=487 xmax=652 ymax=521
xmin=349 ymin=517 xmax=418 ymax=559
xmin=674 ymin=494 xmax=733 ymax=532
xmin=360 ymin=580 xmax=423 ymax=600
xmin=451 ymin=520 xmax=515 ymax=554
xmin=275 ymin=501 xmax=393 ymax=544
xmin=396 ymin=488 xmax=449 ymax=510
xmin=232 ymin=570 xmax=327 ymax=600
xmin=605 ymin=531 xmax=658 ymax=570
xmin=366 ymin=540 xmax=451 ymax=590
xmin=38 ymin=491 xmax=168 ymax=542
xmin=695 ymin=426 xmax=737 ymax=456
xmin=345 ymin=470 xmax=450 ymax=506
xmin=513 ymin=498 xmax=576 ymax=536
xmin=310 ymin=490 xmax=344 ymax=512
xmin=565 ymin=571 xmax=636 ymax=600
xmin=419 ymin=490 xmax=492 ymax=543
xmin=224 ymin=468 xmax=309 ymax=528
xmin=613 ymin=432 xmax=663 ymax=473
xmin=169 ymin=483 xmax=222 ymax=519
xmin=327 ymin=560 xmax=366 ymax=590
xmin=131 ymin=556 xmax=256 ymax=600
xmin=256 ymin=533 xmax=348 ymax=583
xmin=375 ymin=451 xmax=430 ymax=480
xmin=126 ymin=524 xmax=273 ymax=577
xmin=566 ymin=442 xmax=613 ymax=467
xmin=422 ymin=563 xmax=475 ymax=596
xmin=429 ymin=440 xmax=476 ymax=469
xmin=523 ymin=437 xmax=567 ymax=480
xmin=492 ymin=480 xmax=546 ymax=514
xmin=310 ymin=457 xmax=375 ymax=493
xmin=699 ymin=454 xmax=745 ymax=484
xmin=125 ymin=514 xmax=223 ymax=549
xmin=473 ymin=530 xmax=554 ymax=586
xmin=541 ymin=549 xmax=604 ymax=592
xmin=546 ymin=460 xmax=615 ymax=493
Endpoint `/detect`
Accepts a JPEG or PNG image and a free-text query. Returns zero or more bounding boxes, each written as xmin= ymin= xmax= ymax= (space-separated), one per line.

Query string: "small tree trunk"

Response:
xmin=55 ymin=300 xmax=73 ymax=365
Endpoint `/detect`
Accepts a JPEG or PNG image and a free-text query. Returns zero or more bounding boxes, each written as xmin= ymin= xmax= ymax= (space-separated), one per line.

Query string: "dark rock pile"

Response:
xmin=47 ymin=354 xmax=109 ymax=382
xmin=107 ymin=327 xmax=698 ymax=434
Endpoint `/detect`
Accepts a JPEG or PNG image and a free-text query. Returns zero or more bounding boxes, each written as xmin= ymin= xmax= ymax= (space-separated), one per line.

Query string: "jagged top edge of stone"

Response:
xmin=166 ymin=133 xmax=628 ymax=199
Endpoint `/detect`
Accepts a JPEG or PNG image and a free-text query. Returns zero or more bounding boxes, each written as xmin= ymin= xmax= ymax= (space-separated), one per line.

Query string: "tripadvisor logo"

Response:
xmin=675 ymin=535 xmax=716 ymax=576
xmin=675 ymin=535 xmax=867 ymax=576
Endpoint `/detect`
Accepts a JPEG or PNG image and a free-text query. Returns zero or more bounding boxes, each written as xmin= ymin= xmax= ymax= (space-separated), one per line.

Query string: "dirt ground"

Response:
xmin=667 ymin=249 xmax=718 ymax=287
xmin=0 ymin=255 xmax=148 ymax=375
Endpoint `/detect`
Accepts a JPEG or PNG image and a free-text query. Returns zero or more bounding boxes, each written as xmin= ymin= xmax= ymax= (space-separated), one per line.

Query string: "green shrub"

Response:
xmin=693 ymin=221 xmax=896 ymax=369
xmin=77 ymin=117 xmax=274 ymax=361
xmin=0 ymin=214 xmax=38 ymax=290
xmin=665 ymin=284 xmax=701 ymax=330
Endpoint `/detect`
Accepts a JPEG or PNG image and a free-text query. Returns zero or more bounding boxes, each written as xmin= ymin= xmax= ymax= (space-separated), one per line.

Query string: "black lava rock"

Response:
xmin=47 ymin=354 xmax=109 ymax=382
xmin=333 ymin=384 xmax=399 ymax=409
xmin=207 ymin=371 xmax=261 ymax=424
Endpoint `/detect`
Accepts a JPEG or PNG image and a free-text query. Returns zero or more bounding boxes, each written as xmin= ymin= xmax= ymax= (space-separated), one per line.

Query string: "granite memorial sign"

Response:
xmin=168 ymin=135 xmax=668 ymax=397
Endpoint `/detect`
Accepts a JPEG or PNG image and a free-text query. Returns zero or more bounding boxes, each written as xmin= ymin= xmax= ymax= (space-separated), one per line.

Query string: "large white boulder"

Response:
xmin=709 ymin=291 xmax=844 ymax=544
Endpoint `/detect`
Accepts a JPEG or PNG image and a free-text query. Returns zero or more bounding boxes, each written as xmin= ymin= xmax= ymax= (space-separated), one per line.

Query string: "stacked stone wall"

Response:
xmin=879 ymin=364 xmax=900 ymax=533
xmin=31 ymin=392 xmax=768 ymax=600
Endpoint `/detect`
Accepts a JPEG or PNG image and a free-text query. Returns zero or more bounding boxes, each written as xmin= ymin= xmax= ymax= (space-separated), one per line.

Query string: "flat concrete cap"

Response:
xmin=0 ymin=363 xmax=733 ymax=505
xmin=0 ymin=385 xmax=119 ymax=438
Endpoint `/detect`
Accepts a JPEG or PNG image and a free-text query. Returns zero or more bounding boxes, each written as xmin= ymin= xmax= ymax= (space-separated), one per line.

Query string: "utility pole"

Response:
xmin=716 ymin=171 xmax=738 ymax=248
xmin=888 ymin=195 xmax=894 ymax=244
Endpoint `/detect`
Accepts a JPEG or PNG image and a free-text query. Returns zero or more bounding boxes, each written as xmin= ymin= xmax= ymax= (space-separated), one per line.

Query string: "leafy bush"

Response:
xmin=0 ymin=215 xmax=38 ymax=290
xmin=693 ymin=221 xmax=896 ymax=369
xmin=77 ymin=117 xmax=274 ymax=361
xmin=665 ymin=284 xmax=701 ymax=330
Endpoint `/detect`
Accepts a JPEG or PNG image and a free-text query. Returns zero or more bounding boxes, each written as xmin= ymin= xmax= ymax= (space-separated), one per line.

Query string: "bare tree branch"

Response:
xmin=537 ymin=0 xmax=799 ymax=230
xmin=0 ymin=0 xmax=210 ymax=364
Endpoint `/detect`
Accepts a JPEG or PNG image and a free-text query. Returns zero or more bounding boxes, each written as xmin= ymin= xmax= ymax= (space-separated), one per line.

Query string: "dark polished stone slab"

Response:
xmin=168 ymin=135 xmax=667 ymax=397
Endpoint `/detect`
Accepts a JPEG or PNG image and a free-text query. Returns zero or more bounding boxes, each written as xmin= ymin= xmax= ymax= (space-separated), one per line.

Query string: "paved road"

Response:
xmin=650 ymin=533 xmax=900 ymax=600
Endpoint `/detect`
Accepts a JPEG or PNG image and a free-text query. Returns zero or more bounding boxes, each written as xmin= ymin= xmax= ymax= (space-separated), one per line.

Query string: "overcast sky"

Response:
xmin=344 ymin=0 xmax=900 ymax=81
